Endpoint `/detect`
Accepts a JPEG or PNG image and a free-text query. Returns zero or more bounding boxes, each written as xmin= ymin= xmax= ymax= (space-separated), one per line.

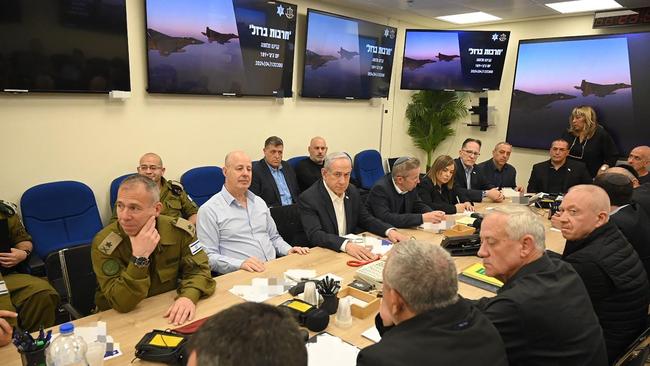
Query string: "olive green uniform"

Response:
xmin=110 ymin=177 xmax=198 ymax=223
xmin=91 ymin=215 xmax=215 ymax=313
xmin=0 ymin=201 xmax=59 ymax=331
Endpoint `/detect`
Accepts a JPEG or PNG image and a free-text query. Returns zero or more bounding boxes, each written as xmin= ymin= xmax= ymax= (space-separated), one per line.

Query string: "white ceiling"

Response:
xmin=319 ymin=0 xmax=650 ymax=27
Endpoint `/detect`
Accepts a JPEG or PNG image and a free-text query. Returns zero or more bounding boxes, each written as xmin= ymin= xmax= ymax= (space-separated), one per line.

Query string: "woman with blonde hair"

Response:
xmin=560 ymin=105 xmax=618 ymax=177
xmin=416 ymin=155 xmax=473 ymax=214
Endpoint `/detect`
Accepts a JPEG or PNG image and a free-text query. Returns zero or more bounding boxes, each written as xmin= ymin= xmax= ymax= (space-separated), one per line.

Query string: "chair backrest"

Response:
xmin=287 ymin=156 xmax=308 ymax=169
xmin=109 ymin=173 xmax=133 ymax=208
xmin=45 ymin=244 xmax=96 ymax=318
xmin=21 ymin=181 xmax=103 ymax=260
xmin=353 ymin=149 xmax=384 ymax=190
xmin=386 ymin=157 xmax=399 ymax=173
xmin=181 ymin=166 xmax=225 ymax=206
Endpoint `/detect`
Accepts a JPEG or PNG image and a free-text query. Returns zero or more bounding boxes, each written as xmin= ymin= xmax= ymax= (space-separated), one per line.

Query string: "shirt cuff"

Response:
xmin=340 ymin=239 xmax=349 ymax=253
xmin=177 ymin=288 xmax=202 ymax=304
xmin=384 ymin=228 xmax=396 ymax=237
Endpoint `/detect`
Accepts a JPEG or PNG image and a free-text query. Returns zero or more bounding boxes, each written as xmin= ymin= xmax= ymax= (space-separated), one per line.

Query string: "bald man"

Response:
xmin=558 ymin=185 xmax=649 ymax=363
xmin=111 ymin=153 xmax=198 ymax=224
xmin=627 ymin=145 xmax=650 ymax=185
xmin=295 ymin=136 xmax=328 ymax=192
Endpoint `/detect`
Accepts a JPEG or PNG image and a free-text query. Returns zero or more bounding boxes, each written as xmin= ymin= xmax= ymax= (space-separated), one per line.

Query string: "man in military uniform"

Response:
xmin=0 ymin=200 xmax=59 ymax=342
xmin=92 ymin=175 xmax=215 ymax=325
xmin=110 ymin=153 xmax=198 ymax=224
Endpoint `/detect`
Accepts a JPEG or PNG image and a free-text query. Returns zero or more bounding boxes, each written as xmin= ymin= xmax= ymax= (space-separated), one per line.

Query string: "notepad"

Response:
xmin=458 ymin=263 xmax=503 ymax=293
xmin=149 ymin=334 xmax=184 ymax=347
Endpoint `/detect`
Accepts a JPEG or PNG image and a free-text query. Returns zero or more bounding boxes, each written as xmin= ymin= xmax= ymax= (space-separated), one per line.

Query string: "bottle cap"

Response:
xmin=60 ymin=323 xmax=74 ymax=334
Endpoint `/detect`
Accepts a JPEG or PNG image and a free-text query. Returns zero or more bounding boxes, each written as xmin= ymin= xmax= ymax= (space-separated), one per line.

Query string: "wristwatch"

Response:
xmin=131 ymin=256 xmax=150 ymax=268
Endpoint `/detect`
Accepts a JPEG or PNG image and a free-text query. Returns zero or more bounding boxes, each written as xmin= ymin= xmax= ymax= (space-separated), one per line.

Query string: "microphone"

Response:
xmin=279 ymin=299 xmax=330 ymax=332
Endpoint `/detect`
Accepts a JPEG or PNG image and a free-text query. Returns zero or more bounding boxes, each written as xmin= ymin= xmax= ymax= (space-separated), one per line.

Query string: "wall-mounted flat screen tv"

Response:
xmin=506 ymin=31 xmax=650 ymax=155
xmin=145 ymin=0 xmax=296 ymax=97
xmin=301 ymin=9 xmax=397 ymax=99
xmin=0 ymin=0 xmax=131 ymax=93
xmin=401 ymin=30 xmax=510 ymax=92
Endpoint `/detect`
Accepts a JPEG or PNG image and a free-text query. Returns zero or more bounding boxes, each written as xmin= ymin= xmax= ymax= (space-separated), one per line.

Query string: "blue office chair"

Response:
xmin=287 ymin=156 xmax=307 ymax=169
xmin=353 ymin=149 xmax=385 ymax=190
xmin=109 ymin=173 xmax=133 ymax=209
xmin=20 ymin=181 xmax=103 ymax=260
xmin=181 ymin=166 xmax=225 ymax=206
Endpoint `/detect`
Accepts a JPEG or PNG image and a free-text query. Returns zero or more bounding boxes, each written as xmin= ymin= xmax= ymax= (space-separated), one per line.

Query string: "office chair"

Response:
xmin=45 ymin=243 xmax=97 ymax=320
xmin=614 ymin=326 xmax=650 ymax=366
xmin=287 ymin=156 xmax=308 ymax=169
xmin=20 ymin=180 xmax=103 ymax=261
xmin=269 ymin=205 xmax=308 ymax=247
xmin=353 ymin=149 xmax=385 ymax=190
xmin=181 ymin=166 xmax=225 ymax=206
xmin=109 ymin=173 xmax=134 ymax=209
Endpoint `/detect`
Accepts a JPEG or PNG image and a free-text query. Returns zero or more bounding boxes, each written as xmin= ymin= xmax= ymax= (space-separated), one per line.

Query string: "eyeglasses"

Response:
xmin=462 ymin=149 xmax=480 ymax=157
xmin=138 ymin=165 xmax=161 ymax=171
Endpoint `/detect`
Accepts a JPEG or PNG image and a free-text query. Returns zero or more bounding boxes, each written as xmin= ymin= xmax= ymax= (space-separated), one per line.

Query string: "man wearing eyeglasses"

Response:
xmin=111 ymin=153 xmax=198 ymax=225
xmin=455 ymin=138 xmax=503 ymax=202
xmin=527 ymin=139 xmax=592 ymax=194
xmin=627 ymin=145 xmax=650 ymax=185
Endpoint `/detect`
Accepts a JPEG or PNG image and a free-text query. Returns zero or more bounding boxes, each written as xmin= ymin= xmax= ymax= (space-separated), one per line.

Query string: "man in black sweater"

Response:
xmin=527 ymin=139 xmax=592 ymax=194
xmin=558 ymin=185 xmax=649 ymax=363
xmin=366 ymin=157 xmax=445 ymax=228
xmin=474 ymin=206 xmax=607 ymax=366
xmin=357 ymin=241 xmax=508 ymax=366
xmin=294 ymin=136 xmax=328 ymax=192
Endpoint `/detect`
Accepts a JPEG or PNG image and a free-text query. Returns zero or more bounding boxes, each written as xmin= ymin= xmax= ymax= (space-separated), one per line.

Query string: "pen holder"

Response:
xmin=20 ymin=345 xmax=48 ymax=366
xmin=319 ymin=293 xmax=339 ymax=315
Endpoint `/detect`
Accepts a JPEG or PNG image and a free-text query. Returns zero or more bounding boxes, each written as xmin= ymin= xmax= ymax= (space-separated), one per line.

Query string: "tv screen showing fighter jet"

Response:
xmin=301 ymin=9 xmax=397 ymax=99
xmin=0 ymin=0 xmax=130 ymax=93
xmin=507 ymin=31 xmax=650 ymax=154
xmin=145 ymin=0 xmax=296 ymax=97
xmin=401 ymin=30 xmax=510 ymax=92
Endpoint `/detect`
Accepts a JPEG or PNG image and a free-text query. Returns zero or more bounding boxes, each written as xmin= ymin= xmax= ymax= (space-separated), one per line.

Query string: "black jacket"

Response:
xmin=633 ymin=183 xmax=650 ymax=216
xmin=250 ymin=159 xmax=300 ymax=207
xmin=527 ymin=159 xmax=592 ymax=194
xmin=561 ymin=125 xmax=618 ymax=177
xmin=562 ymin=222 xmax=650 ymax=362
xmin=357 ymin=299 xmax=508 ymax=366
xmin=476 ymin=159 xmax=518 ymax=189
xmin=475 ymin=254 xmax=608 ymax=366
xmin=453 ymin=158 xmax=493 ymax=202
xmin=416 ymin=175 xmax=461 ymax=214
xmin=298 ymin=180 xmax=391 ymax=252
xmin=294 ymin=157 xmax=323 ymax=192
xmin=609 ymin=203 xmax=650 ymax=285
xmin=366 ymin=174 xmax=431 ymax=228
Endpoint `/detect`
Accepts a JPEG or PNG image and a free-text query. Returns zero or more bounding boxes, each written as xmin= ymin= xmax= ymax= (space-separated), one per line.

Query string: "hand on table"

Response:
xmin=240 ymin=257 xmax=265 ymax=272
xmin=387 ymin=230 xmax=408 ymax=243
xmin=486 ymin=188 xmax=504 ymax=202
xmin=164 ymin=297 xmax=195 ymax=326
xmin=422 ymin=211 xmax=445 ymax=224
xmin=288 ymin=247 xmax=310 ymax=255
xmin=345 ymin=243 xmax=378 ymax=261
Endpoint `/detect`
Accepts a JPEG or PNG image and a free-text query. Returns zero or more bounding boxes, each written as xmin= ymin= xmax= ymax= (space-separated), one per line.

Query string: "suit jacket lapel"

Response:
xmin=318 ymin=181 xmax=339 ymax=232
xmin=260 ymin=159 xmax=282 ymax=203
xmin=344 ymin=189 xmax=354 ymax=233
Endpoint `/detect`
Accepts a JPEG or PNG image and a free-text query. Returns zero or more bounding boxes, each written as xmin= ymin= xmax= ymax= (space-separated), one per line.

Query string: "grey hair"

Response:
xmin=391 ymin=157 xmax=420 ymax=178
xmin=323 ymin=152 xmax=352 ymax=171
xmin=120 ymin=174 xmax=161 ymax=204
xmin=384 ymin=240 xmax=458 ymax=313
xmin=486 ymin=205 xmax=546 ymax=251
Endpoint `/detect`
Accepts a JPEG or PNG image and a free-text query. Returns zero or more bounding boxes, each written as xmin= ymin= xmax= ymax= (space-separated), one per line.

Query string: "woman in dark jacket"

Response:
xmin=560 ymin=105 xmax=618 ymax=177
xmin=417 ymin=155 xmax=473 ymax=214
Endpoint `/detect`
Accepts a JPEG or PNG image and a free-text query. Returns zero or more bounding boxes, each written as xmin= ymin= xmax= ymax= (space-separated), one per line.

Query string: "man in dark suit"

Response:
xmin=594 ymin=172 xmax=650 ymax=283
xmin=251 ymin=136 xmax=300 ymax=207
xmin=294 ymin=136 xmax=328 ymax=192
xmin=527 ymin=139 xmax=592 ymax=193
xmin=366 ymin=156 xmax=445 ymax=228
xmin=627 ymin=145 xmax=650 ymax=185
xmin=357 ymin=241 xmax=508 ymax=366
xmin=611 ymin=165 xmax=650 ymax=215
xmin=299 ymin=152 xmax=407 ymax=260
xmin=476 ymin=142 xmax=522 ymax=191
xmin=454 ymin=138 xmax=503 ymax=202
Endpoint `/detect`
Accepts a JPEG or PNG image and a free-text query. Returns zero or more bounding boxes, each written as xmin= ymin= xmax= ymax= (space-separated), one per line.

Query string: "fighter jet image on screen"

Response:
xmin=402 ymin=57 xmax=435 ymax=70
xmin=305 ymin=50 xmax=338 ymax=70
xmin=574 ymin=79 xmax=632 ymax=98
xmin=436 ymin=53 xmax=460 ymax=62
xmin=201 ymin=27 xmax=239 ymax=44
xmin=147 ymin=28 xmax=204 ymax=56
xmin=338 ymin=47 xmax=359 ymax=60
xmin=511 ymin=89 xmax=576 ymax=110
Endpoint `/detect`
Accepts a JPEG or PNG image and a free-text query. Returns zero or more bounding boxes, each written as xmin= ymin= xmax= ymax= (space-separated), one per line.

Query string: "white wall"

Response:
xmin=1 ymin=0 xmax=648 ymax=222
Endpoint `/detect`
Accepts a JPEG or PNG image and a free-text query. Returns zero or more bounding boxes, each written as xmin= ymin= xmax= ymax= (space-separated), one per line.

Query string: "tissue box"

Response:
xmin=337 ymin=287 xmax=380 ymax=319
xmin=442 ymin=224 xmax=475 ymax=237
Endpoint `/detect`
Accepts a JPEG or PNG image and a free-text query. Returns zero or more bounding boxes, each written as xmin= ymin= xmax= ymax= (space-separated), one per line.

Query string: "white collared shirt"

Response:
xmin=392 ymin=178 xmax=407 ymax=195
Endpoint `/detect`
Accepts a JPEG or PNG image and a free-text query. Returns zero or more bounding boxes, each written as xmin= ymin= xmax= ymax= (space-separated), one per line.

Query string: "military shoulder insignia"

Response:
xmin=102 ymin=259 xmax=121 ymax=276
xmin=174 ymin=217 xmax=195 ymax=236
xmin=169 ymin=180 xmax=185 ymax=196
xmin=98 ymin=232 xmax=123 ymax=256
xmin=0 ymin=200 xmax=17 ymax=216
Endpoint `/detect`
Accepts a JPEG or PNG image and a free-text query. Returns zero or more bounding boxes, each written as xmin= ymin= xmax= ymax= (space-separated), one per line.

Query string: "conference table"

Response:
xmin=1 ymin=204 xmax=566 ymax=365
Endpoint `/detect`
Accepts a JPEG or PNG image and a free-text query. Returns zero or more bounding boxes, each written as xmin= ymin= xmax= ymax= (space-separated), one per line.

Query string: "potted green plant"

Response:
xmin=406 ymin=90 xmax=468 ymax=170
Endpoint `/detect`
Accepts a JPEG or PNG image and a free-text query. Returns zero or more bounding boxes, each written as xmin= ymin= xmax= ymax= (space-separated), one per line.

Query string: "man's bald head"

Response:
xmin=308 ymin=136 xmax=328 ymax=163
xmin=558 ymin=185 xmax=610 ymax=241
xmin=627 ymin=145 xmax=650 ymax=177
xmin=137 ymin=152 xmax=165 ymax=186
xmin=140 ymin=152 xmax=163 ymax=167
xmin=223 ymin=151 xmax=252 ymax=195
xmin=224 ymin=150 xmax=250 ymax=167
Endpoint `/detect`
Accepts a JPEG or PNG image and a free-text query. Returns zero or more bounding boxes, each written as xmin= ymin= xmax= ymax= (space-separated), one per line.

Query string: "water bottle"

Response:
xmin=46 ymin=322 xmax=88 ymax=366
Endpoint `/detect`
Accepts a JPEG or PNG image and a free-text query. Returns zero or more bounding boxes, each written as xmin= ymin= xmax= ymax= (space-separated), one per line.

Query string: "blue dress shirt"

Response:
xmin=267 ymin=162 xmax=293 ymax=206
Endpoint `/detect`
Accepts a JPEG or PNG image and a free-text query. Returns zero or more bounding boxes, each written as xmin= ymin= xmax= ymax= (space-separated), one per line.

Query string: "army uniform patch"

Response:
xmin=102 ymin=259 xmax=120 ymax=276
xmin=98 ymin=232 xmax=123 ymax=255
xmin=189 ymin=240 xmax=202 ymax=255
xmin=174 ymin=217 xmax=195 ymax=236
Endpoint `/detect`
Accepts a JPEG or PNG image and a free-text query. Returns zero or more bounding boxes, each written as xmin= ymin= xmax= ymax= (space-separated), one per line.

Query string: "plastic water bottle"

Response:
xmin=46 ymin=322 xmax=88 ymax=366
